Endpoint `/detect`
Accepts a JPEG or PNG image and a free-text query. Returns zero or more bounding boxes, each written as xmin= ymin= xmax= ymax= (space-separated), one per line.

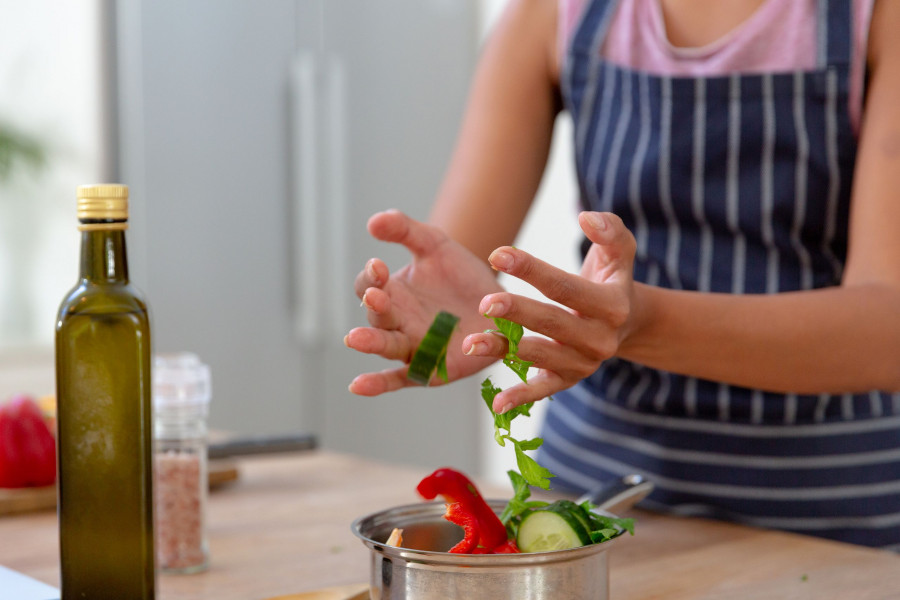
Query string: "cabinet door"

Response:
xmin=294 ymin=0 xmax=484 ymax=471
xmin=116 ymin=0 xmax=484 ymax=472
xmin=117 ymin=0 xmax=304 ymax=436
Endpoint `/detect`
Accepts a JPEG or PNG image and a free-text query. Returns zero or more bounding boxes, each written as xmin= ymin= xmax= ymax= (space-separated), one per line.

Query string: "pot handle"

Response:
xmin=575 ymin=474 xmax=654 ymax=515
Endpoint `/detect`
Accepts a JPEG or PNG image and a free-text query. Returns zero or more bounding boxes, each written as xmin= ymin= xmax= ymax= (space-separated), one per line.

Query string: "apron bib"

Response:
xmin=539 ymin=0 xmax=900 ymax=549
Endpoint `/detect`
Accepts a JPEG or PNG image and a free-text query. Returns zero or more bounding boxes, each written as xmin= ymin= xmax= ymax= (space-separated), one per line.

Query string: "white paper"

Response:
xmin=0 ymin=565 xmax=59 ymax=600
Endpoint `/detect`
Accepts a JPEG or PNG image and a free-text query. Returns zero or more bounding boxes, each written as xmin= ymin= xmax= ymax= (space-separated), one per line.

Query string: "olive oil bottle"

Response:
xmin=55 ymin=184 xmax=156 ymax=599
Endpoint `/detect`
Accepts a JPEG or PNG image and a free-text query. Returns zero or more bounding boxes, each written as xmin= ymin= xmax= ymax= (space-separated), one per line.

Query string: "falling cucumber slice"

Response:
xmin=407 ymin=311 xmax=460 ymax=385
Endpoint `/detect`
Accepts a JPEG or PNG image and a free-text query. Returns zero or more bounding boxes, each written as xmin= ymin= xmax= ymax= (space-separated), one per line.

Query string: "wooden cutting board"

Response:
xmin=266 ymin=584 xmax=368 ymax=600
xmin=0 ymin=459 xmax=239 ymax=517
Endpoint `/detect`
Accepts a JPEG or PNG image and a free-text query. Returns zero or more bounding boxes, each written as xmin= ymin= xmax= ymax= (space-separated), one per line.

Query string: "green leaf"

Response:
xmin=486 ymin=317 xmax=533 ymax=383
xmin=488 ymin=317 xmax=524 ymax=353
xmin=586 ymin=512 xmax=635 ymax=537
xmin=514 ymin=437 xmax=544 ymax=452
xmin=499 ymin=470 xmax=548 ymax=533
xmin=499 ymin=470 xmax=531 ymax=525
xmin=514 ymin=443 xmax=554 ymax=490
xmin=502 ymin=356 xmax=532 ymax=383
xmin=481 ymin=378 xmax=534 ymax=443
xmin=508 ymin=470 xmax=530 ymax=498
xmin=480 ymin=317 xmax=560 ymax=523
xmin=590 ymin=528 xmax=620 ymax=543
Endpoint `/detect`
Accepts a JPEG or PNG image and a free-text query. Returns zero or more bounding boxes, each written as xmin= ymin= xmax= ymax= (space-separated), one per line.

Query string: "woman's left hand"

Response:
xmin=463 ymin=211 xmax=639 ymax=413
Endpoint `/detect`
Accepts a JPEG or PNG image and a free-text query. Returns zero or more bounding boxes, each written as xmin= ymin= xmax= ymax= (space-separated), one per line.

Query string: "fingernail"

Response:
xmin=585 ymin=212 xmax=607 ymax=231
xmin=498 ymin=402 xmax=514 ymax=414
xmin=465 ymin=341 xmax=485 ymax=356
xmin=361 ymin=291 xmax=374 ymax=310
xmin=366 ymin=261 xmax=379 ymax=284
xmin=490 ymin=250 xmax=513 ymax=271
xmin=343 ymin=334 xmax=350 ymax=347
xmin=483 ymin=302 xmax=505 ymax=317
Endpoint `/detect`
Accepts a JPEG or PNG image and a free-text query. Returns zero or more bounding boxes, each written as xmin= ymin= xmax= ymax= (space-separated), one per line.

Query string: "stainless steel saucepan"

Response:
xmin=351 ymin=474 xmax=653 ymax=600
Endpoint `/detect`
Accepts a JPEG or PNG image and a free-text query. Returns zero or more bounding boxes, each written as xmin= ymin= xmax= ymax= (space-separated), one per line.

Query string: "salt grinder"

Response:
xmin=153 ymin=352 xmax=212 ymax=574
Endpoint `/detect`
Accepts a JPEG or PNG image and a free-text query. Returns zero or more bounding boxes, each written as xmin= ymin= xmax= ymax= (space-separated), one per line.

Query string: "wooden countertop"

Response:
xmin=2 ymin=450 xmax=899 ymax=599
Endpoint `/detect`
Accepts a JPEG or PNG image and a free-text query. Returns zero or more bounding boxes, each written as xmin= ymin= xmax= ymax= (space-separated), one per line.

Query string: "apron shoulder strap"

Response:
xmin=818 ymin=0 xmax=853 ymax=69
xmin=569 ymin=0 xmax=621 ymax=56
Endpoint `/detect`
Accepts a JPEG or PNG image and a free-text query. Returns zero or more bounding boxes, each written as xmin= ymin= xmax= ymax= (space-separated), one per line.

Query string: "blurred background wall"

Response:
xmin=0 ymin=0 xmax=580 ymax=482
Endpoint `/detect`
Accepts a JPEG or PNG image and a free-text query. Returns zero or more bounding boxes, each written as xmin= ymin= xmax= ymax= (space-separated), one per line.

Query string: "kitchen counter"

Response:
xmin=2 ymin=450 xmax=899 ymax=599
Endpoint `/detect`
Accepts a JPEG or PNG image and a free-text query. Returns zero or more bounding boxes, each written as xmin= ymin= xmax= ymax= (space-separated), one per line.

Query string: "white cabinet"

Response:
xmin=115 ymin=0 xmax=484 ymax=471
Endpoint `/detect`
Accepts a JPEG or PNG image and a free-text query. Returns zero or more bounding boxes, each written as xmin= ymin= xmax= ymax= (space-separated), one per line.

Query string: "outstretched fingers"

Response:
xmin=354 ymin=258 xmax=390 ymax=299
xmin=344 ymin=326 xmax=413 ymax=362
xmin=348 ymin=367 xmax=414 ymax=396
xmin=360 ymin=286 xmax=404 ymax=331
xmin=367 ymin=209 xmax=447 ymax=258
xmin=490 ymin=370 xmax=566 ymax=413
xmin=578 ymin=211 xmax=637 ymax=282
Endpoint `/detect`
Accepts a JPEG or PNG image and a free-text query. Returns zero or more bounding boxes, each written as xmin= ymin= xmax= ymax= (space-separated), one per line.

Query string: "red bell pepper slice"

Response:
xmin=0 ymin=395 xmax=57 ymax=488
xmin=491 ymin=539 xmax=520 ymax=554
xmin=442 ymin=502 xmax=478 ymax=553
xmin=417 ymin=467 xmax=509 ymax=553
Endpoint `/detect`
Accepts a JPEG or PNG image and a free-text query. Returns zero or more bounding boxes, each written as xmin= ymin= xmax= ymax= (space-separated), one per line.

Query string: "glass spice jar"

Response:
xmin=153 ymin=352 xmax=212 ymax=574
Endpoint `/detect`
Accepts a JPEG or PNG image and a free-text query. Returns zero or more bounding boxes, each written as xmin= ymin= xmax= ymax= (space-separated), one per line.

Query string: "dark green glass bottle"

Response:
xmin=55 ymin=184 xmax=156 ymax=599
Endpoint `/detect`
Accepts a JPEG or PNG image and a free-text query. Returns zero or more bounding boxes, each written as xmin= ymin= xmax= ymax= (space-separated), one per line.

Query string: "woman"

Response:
xmin=345 ymin=0 xmax=900 ymax=548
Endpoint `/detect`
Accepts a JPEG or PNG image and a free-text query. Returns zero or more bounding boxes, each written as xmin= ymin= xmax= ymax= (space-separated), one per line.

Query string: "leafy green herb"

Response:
xmin=481 ymin=377 xmax=553 ymax=491
xmin=485 ymin=317 xmax=533 ymax=382
xmin=484 ymin=316 xmax=555 ymax=401
xmin=498 ymin=470 xmax=548 ymax=533
xmin=579 ymin=499 xmax=635 ymax=541
xmin=481 ymin=317 xmax=554 ymax=492
xmin=480 ymin=378 xmax=530 ymax=445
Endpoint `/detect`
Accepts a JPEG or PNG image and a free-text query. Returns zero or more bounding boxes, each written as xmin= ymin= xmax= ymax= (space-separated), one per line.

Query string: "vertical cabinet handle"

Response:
xmin=324 ymin=55 xmax=348 ymax=340
xmin=290 ymin=52 xmax=321 ymax=345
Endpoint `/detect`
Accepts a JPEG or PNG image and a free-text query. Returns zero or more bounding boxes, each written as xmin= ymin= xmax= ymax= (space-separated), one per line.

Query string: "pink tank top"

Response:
xmin=558 ymin=0 xmax=874 ymax=132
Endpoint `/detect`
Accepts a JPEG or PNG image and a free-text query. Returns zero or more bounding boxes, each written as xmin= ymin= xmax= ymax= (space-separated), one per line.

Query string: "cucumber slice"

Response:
xmin=516 ymin=507 xmax=592 ymax=553
xmin=407 ymin=311 xmax=460 ymax=385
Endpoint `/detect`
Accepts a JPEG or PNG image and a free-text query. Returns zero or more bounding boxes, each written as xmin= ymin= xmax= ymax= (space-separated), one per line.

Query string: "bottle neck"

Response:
xmin=79 ymin=226 xmax=130 ymax=283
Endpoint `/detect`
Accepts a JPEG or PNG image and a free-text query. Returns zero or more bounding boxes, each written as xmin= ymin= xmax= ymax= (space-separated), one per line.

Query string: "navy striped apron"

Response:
xmin=538 ymin=0 xmax=900 ymax=548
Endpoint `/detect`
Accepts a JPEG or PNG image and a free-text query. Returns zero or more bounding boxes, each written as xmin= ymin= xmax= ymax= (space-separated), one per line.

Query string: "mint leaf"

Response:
xmin=486 ymin=317 xmax=533 ymax=383
xmin=590 ymin=528 xmax=620 ymax=543
xmin=482 ymin=317 xmax=559 ymax=524
xmin=515 ymin=437 xmax=543 ymax=452
xmin=489 ymin=317 xmax=525 ymax=354
xmin=581 ymin=505 xmax=635 ymax=538
xmin=498 ymin=470 xmax=548 ymax=536
xmin=514 ymin=443 xmax=553 ymax=490
xmin=481 ymin=377 xmax=534 ymax=445
xmin=499 ymin=470 xmax=532 ymax=525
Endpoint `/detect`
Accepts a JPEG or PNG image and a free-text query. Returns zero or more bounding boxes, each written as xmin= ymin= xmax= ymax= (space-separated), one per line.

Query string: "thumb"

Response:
xmin=367 ymin=209 xmax=444 ymax=258
xmin=578 ymin=211 xmax=636 ymax=280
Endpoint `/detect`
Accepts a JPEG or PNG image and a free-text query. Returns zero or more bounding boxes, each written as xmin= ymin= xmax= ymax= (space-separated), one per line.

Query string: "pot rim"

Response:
xmin=351 ymin=499 xmax=625 ymax=567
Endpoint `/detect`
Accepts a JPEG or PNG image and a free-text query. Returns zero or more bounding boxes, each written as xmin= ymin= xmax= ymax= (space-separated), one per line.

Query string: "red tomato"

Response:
xmin=0 ymin=394 xmax=57 ymax=487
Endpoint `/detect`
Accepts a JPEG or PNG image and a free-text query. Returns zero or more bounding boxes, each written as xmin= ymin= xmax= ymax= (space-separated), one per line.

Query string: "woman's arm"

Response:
xmin=428 ymin=0 xmax=562 ymax=261
xmin=621 ymin=0 xmax=900 ymax=395
xmin=345 ymin=0 xmax=563 ymax=395
xmin=466 ymin=0 xmax=900 ymax=411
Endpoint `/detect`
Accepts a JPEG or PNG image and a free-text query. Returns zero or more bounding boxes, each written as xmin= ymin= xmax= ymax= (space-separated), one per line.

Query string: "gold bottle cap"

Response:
xmin=76 ymin=184 xmax=129 ymax=222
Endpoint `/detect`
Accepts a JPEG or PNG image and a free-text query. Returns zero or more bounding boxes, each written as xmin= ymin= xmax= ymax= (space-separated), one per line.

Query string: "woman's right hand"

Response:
xmin=345 ymin=209 xmax=504 ymax=396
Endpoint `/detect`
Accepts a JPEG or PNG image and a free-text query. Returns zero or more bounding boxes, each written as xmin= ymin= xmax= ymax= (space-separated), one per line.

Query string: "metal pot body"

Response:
xmin=353 ymin=500 xmax=616 ymax=600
